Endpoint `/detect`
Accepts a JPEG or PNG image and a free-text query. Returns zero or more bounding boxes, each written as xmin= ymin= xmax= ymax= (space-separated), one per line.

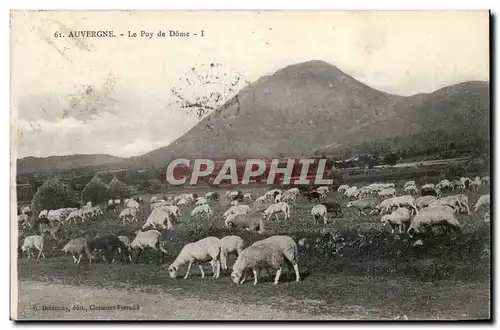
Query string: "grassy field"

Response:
xmin=15 ymin=178 xmax=491 ymax=320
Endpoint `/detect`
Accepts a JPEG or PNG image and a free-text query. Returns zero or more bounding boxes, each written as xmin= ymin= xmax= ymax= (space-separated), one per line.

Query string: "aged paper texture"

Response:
xmin=11 ymin=10 xmax=490 ymax=320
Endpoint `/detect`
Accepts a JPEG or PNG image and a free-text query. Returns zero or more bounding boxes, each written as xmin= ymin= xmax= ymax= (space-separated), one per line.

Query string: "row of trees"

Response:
xmin=30 ymin=175 xmax=130 ymax=215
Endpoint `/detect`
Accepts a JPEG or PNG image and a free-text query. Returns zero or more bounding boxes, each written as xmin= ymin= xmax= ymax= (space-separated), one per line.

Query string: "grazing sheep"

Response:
xmin=243 ymin=193 xmax=252 ymax=201
xmin=274 ymin=193 xmax=283 ymax=203
xmin=143 ymin=207 xmax=173 ymax=230
xmin=177 ymin=198 xmax=188 ymax=206
xmin=436 ymin=179 xmax=453 ymax=191
xmin=151 ymin=200 xmax=171 ymax=210
xmin=38 ymin=210 xmax=48 ymax=218
xmin=343 ymin=186 xmax=359 ymax=199
xmin=346 ymin=199 xmax=377 ymax=215
xmin=371 ymin=195 xmax=418 ymax=215
xmin=126 ymin=199 xmax=140 ymax=209
xmin=161 ymin=205 xmax=181 ymax=223
xmin=131 ymin=230 xmax=167 ymax=253
xmin=451 ymin=180 xmax=465 ymax=190
xmin=282 ymin=193 xmax=297 ymax=203
xmin=378 ymin=188 xmax=397 ymax=198
xmin=119 ymin=207 xmax=138 ymax=222
xmin=168 ymin=237 xmax=221 ymax=279
xmin=195 ymin=197 xmax=208 ymax=206
xmin=224 ymin=214 xmax=265 ymax=233
xmin=223 ymin=204 xmax=251 ymax=220
xmin=21 ymin=235 xmax=45 ymax=259
xmin=264 ymin=202 xmax=290 ymax=221
xmin=231 ymin=243 xmax=285 ymax=285
xmin=190 ymin=204 xmax=213 ymax=219
xmin=62 ymin=238 xmax=93 ymax=264
xmin=217 ymin=235 xmax=244 ymax=270
xmin=429 ymin=194 xmax=470 ymax=214
xmin=416 ymin=196 xmax=437 ymax=209
xmin=316 ymin=186 xmax=330 ymax=194
xmin=337 ymin=185 xmax=349 ymax=194
xmin=230 ymin=200 xmax=239 ymax=206
xmin=473 ymin=194 xmax=490 ymax=212
xmin=322 ymin=201 xmax=343 ymax=217
xmin=66 ymin=209 xmax=83 ymax=224
xmin=407 ymin=206 xmax=461 ymax=238
xmin=305 ymin=191 xmax=322 ymax=202
xmin=381 ymin=208 xmax=411 ymax=234
xmin=311 ymin=204 xmax=328 ymax=224
xmin=255 ymin=195 xmax=267 ymax=203
xmin=404 ymin=181 xmax=416 ymax=189
xmin=252 ymin=235 xmax=300 ymax=282
xmin=88 ymin=235 xmax=128 ymax=264
xmin=404 ymin=185 xmax=419 ymax=194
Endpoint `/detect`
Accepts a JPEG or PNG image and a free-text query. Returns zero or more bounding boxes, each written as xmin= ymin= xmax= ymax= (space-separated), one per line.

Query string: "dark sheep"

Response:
xmin=421 ymin=187 xmax=438 ymax=197
xmin=208 ymin=192 xmax=220 ymax=201
xmin=88 ymin=235 xmax=128 ymax=264
xmin=305 ymin=191 xmax=321 ymax=202
xmin=322 ymin=201 xmax=343 ymax=217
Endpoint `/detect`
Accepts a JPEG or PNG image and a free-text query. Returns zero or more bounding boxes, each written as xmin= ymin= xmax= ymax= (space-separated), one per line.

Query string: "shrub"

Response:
xmin=81 ymin=175 xmax=110 ymax=205
xmin=31 ymin=177 xmax=79 ymax=214
xmin=108 ymin=176 xmax=130 ymax=199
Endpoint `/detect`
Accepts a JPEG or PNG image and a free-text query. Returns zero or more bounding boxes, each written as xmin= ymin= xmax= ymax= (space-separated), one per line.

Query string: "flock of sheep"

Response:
xmin=17 ymin=174 xmax=490 ymax=285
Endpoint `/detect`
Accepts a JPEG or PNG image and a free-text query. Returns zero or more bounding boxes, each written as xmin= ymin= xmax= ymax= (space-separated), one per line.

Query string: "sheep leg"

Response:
xmin=275 ymin=213 xmax=279 ymax=222
xmin=77 ymin=254 xmax=82 ymax=265
xmin=36 ymin=248 xmax=43 ymax=259
xmin=72 ymin=255 xmax=78 ymax=263
xmin=253 ymin=269 xmax=258 ymax=285
xmin=215 ymin=260 xmax=221 ymax=279
xmin=198 ymin=265 xmax=205 ymax=278
xmin=184 ymin=262 xmax=193 ymax=279
xmin=220 ymin=251 xmax=227 ymax=270
xmin=26 ymin=248 xmax=31 ymax=259
xmin=399 ymin=224 xmax=403 ymax=233
xmin=274 ymin=268 xmax=282 ymax=285
xmin=323 ymin=215 xmax=328 ymax=224
xmin=293 ymin=263 xmax=300 ymax=282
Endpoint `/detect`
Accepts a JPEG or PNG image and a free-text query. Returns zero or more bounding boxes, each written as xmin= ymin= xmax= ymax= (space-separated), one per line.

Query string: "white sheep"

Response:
xmin=404 ymin=185 xmax=419 ymax=194
xmin=337 ymin=185 xmax=349 ymax=194
xmin=264 ymin=202 xmax=290 ymax=221
xmin=407 ymin=205 xmax=461 ymax=237
xmin=216 ymin=235 xmax=244 ymax=270
xmin=436 ymin=179 xmax=453 ymax=191
xmin=126 ymin=199 xmax=140 ymax=209
xmin=255 ymin=195 xmax=267 ymax=203
xmin=195 ymin=197 xmax=208 ymax=206
xmin=21 ymin=235 xmax=45 ymax=259
xmin=381 ymin=208 xmax=411 ymax=234
xmin=190 ymin=204 xmax=213 ymax=219
xmin=142 ymin=208 xmax=173 ymax=230
xmin=416 ymin=196 xmax=437 ymax=209
xmin=177 ymin=198 xmax=188 ymax=206
xmin=230 ymin=200 xmax=239 ymax=206
xmin=224 ymin=214 xmax=265 ymax=234
xmin=252 ymin=235 xmax=300 ymax=282
xmin=119 ymin=207 xmax=138 ymax=222
xmin=481 ymin=176 xmax=490 ymax=185
xmin=378 ymin=188 xmax=397 ymax=198
xmin=473 ymin=194 xmax=490 ymax=212
xmin=346 ymin=199 xmax=377 ymax=216
xmin=168 ymin=237 xmax=221 ymax=279
xmin=231 ymin=243 xmax=285 ymax=285
xmin=282 ymin=193 xmax=296 ymax=203
xmin=343 ymin=186 xmax=359 ymax=199
xmin=243 ymin=192 xmax=252 ymax=201
xmin=429 ymin=194 xmax=470 ymax=214
xmin=311 ymin=204 xmax=328 ymax=224
xmin=371 ymin=195 xmax=418 ymax=215
xmin=62 ymin=238 xmax=93 ymax=264
xmin=274 ymin=193 xmax=282 ymax=203
xmin=223 ymin=204 xmax=251 ymax=220
xmin=422 ymin=183 xmax=435 ymax=190
xmin=150 ymin=200 xmax=171 ymax=210
xmin=38 ymin=210 xmax=48 ymax=218
xmin=403 ymin=181 xmax=416 ymax=189
xmin=316 ymin=186 xmax=330 ymax=196
xmin=131 ymin=230 xmax=167 ymax=253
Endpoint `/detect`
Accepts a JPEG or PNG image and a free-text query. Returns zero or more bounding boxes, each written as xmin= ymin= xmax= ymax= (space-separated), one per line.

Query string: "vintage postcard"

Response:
xmin=10 ymin=10 xmax=491 ymax=320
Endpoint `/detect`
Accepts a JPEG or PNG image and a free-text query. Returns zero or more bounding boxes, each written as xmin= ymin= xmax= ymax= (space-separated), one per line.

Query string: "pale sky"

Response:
xmin=11 ymin=10 xmax=489 ymax=158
